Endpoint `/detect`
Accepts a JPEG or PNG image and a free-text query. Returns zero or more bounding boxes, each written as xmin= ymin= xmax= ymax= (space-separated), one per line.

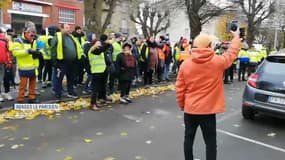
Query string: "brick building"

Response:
xmin=1 ymin=0 xmax=84 ymax=33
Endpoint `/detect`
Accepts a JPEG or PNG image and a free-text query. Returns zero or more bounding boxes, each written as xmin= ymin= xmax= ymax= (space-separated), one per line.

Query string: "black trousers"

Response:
xmin=143 ymin=69 xmax=153 ymax=85
xmin=37 ymin=55 xmax=44 ymax=81
xmin=108 ymin=73 xmax=117 ymax=93
xmin=184 ymin=113 xmax=217 ymax=160
xmin=91 ymin=72 xmax=107 ymax=104
xmin=3 ymin=67 xmax=13 ymax=93
xmin=75 ymin=59 xmax=85 ymax=85
xmin=43 ymin=60 xmax=53 ymax=82
xmin=238 ymin=63 xmax=248 ymax=81
xmin=119 ymin=80 xmax=131 ymax=97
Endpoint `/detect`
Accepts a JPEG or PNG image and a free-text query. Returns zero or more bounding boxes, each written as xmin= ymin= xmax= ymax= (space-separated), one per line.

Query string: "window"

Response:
xmin=59 ymin=8 xmax=75 ymax=24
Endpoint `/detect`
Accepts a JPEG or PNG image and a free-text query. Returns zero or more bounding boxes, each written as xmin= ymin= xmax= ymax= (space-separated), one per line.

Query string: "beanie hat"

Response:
xmin=193 ymin=33 xmax=215 ymax=48
xmin=24 ymin=21 xmax=36 ymax=33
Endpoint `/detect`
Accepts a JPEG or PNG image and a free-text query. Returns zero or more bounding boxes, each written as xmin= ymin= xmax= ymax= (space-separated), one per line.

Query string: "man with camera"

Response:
xmin=176 ymin=26 xmax=241 ymax=160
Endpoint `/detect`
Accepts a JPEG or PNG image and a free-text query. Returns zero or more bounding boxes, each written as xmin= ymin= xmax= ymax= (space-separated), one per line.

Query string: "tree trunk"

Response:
xmin=247 ymin=23 xmax=256 ymax=48
xmin=189 ymin=12 xmax=202 ymax=40
xmin=84 ymin=0 xmax=104 ymax=36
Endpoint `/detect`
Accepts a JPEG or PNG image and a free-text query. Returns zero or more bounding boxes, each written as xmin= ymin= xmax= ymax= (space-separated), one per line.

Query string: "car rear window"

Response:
xmin=266 ymin=56 xmax=285 ymax=63
xmin=262 ymin=58 xmax=285 ymax=74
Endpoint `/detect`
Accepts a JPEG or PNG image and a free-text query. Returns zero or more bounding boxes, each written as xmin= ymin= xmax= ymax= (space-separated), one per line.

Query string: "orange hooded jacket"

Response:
xmin=176 ymin=36 xmax=241 ymax=115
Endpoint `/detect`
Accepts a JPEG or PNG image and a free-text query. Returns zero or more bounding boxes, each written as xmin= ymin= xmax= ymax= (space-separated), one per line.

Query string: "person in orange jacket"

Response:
xmin=176 ymin=30 xmax=241 ymax=160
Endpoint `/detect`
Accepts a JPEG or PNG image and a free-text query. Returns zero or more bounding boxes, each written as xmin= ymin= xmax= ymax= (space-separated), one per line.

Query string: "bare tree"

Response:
xmin=235 ymin=0 xmax=276 ymax=47
xmin=130 ymin=3 xmax=170 ymax=38
xmin=183 ymin=0 xmax=232 ymax=39
xmin=84 ymin=0 xmax=117 ymax=36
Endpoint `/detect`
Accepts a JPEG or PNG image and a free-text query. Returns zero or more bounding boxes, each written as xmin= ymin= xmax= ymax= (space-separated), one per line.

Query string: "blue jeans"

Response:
xmin=163 ymin=64 xmax=170 ymax=80
xmin=83 ymin=73 xmax=93 ymax=91
xmin=52 ymin=61 xmax=76 ymax=96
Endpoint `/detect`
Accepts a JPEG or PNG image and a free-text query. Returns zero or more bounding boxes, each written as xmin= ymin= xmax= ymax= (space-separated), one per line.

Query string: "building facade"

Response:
xmin=1 ymin=0 xmax=84 ymax=33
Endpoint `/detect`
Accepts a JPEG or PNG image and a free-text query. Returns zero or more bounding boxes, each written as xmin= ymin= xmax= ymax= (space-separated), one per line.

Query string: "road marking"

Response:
xmin=217 ymin=129 xmax=285 ymax=153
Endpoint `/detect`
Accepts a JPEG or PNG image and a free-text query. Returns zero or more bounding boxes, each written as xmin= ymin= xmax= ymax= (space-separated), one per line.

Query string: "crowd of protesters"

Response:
xmin=0 ymin=21 xmax=272 ymax=112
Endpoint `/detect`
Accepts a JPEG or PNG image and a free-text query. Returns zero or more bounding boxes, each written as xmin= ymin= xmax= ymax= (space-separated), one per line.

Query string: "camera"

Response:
xmin=230 ymin=21 xmax=238 ymax=32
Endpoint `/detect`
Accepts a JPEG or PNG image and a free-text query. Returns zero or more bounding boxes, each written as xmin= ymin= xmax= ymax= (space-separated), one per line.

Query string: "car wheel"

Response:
xmin=242 ymin=105 xmax=255 ymax=120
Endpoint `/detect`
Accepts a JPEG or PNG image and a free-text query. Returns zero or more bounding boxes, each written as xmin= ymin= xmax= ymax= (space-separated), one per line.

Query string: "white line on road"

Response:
xmin=217 ymin=129 xmax=285 ymax=153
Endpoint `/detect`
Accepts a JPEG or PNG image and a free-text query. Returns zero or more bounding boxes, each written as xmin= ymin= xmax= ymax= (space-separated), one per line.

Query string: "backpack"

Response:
xmin=0 ymin=38 xmax=10 ymax=64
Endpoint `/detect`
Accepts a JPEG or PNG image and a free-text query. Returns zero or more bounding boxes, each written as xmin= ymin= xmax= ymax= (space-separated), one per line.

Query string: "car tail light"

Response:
xmin=248 ymin=74 xmax=259 ymax=88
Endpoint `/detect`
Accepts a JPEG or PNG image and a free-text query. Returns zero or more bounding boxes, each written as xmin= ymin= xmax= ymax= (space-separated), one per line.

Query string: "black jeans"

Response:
xmin=91 ymin=72 xmax=107 ymax=104
xmin=37 ymin=54 xmax=44 ymax=81
xmin=3 ymin=67 xmax=13 ymax=93
xmin=108 ymin=73 xmax=117 ymax=93
xmin=238 ymin=63 xmax=248 ymax=81
xmin=143 ymin=69 xmax=153 ymax=85
xmin=184 ymin=113 xmax=217 ymax=160
xmin=119 ymin=80 xmax=131 ymax=97
xmin=43 ymin=60 xmax=53 ymax=82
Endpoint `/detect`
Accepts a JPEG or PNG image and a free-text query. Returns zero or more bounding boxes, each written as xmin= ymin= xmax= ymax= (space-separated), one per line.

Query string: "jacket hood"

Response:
xmin=191 ymin=48 xmax=214 ymax=63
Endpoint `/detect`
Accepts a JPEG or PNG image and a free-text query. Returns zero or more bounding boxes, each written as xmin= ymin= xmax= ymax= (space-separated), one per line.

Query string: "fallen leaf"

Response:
xmin=0 ymin=144 xmax=5 ymax=148
xmin=72 ymin=119 xmax=79 ymax=124
xmin=11 ymin=144 xmax=19 ymax=149
xmin=19 ymin=144 xmax=24 ymax=147
xmin=64 ymin=156 xmax=73 ymax=160
xmin=120 ymin=132 xmax=128 ymax=137
xmin=267 ymin=133 xmax=276 ymax=137
xmin=84 ymin=138 xmax=93 ymax=143
xmin=22 ymin=137 xmax=30 ymax=141
xmin=233 ymin=124 xmax=240 ymax=128
xmin=2 ymin=125 xmax=18 ymax=131
xmin=135 ymin=156 xmax=143 ymax=160
xmin=96 ymin=132 xmax=104 ymax=136
xmin=176 ymin=115 xmax=183 ymax=119
xmin=135 ymin=120 xmax=141 ymax=123
xmin=56 ymin=148 xmax=64 ymax=152
xmin=145 ymin=140 xmax=152 ymax=144
xmin=104 ymin=156 xmax=115 ymax=160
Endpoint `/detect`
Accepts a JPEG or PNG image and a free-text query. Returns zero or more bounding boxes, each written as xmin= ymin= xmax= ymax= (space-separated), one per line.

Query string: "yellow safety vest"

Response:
xmin=174 ymin=47 xmax=180 ymax=61
xmin=56 ymin=32 xmax=83 ymax=60
xmin=112 ymin=42 xmax=122 ymax=62
xmin=140 ymin=45 xmax=149 ymax=62
xmin=12 ymin=38 xmax=39 ymax=75
xmin=248 ymin=51 xmax=258 ymax=63
xmin=88 ymin=51 xmax=106 ymax=74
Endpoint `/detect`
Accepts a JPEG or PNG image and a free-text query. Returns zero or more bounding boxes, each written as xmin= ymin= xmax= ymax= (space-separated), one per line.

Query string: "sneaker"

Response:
xmin=67 ymin=92 xmax=78 ymax=99
xmin=120 ymin=97 xmax=128 ymax=104
xmin=124 ymin=96 xmax=132 ymax=103
xmin=0 ymin=95 xmax=4 ymax=102
xmin=2 ymin=93 xmax=14 ymax=101
xmin=82 ymin=90 xmax=91 ymax=95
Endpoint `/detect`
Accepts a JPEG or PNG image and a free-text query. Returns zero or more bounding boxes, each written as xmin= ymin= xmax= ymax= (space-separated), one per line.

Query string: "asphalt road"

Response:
xmin=0 ymin=81 xmax=285 ymax=160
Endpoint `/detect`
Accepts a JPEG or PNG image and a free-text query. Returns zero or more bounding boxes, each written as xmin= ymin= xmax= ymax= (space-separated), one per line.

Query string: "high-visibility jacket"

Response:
xmin=140 ymin=44 xmax=149 ymax=63
xmin=158 ymin=47 xmax=165 ymax=60
xmin=12 ymin=37 xmax=39 ymax=76
xmin=112 ymin=41 xmax=122 ymax=62
xmin=179 ymin=43 xmax=191 ymax=61
xmin=261 ymin=49 xmax=267 ymax=59
xmin=88 ymin=51 xmax=106 ymax=74
xmin=174 ymin=46 xmax=180 ymax=61
xmin=55 ymin=32 xmax=83 ymax=60
xmin=238 ymin=49 xmax=250 ymax=63
xmin=179 ymin=50 xmax=190 ymax=61
xmin=38 ymin=35 xmax=52 ymax=60
xmin=248 ymin=51 xmax=258 ymax=64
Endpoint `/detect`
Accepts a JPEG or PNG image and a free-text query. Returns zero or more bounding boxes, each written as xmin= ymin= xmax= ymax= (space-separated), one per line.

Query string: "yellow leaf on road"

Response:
xmin=104 ymin=156 xmax=115 ymax=160
xmin=22 ymin=137 xmax=30 ymax=141
xmin=2 ymin=125 xmax=18 ymax=131
xmin=84 ymin=138 xmax=92 ymax=143
xmin=64 ymin=156 xmax=73 ymax=160
xmin=120 ymin=132 xmax=128 ymax=137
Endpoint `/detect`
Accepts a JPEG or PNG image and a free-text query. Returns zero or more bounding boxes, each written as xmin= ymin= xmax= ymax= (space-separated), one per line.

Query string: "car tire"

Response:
xmin=242 ymin=105 xmax=255 ymax=120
